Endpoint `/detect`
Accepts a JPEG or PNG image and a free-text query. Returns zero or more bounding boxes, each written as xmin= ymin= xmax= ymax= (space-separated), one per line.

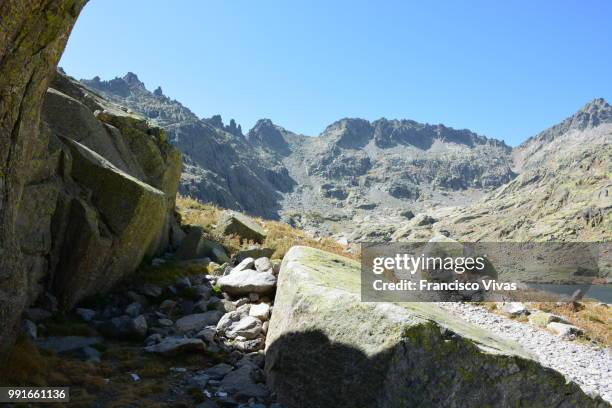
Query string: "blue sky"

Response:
xmin=60 ymin=0 xmax=612 ymax=145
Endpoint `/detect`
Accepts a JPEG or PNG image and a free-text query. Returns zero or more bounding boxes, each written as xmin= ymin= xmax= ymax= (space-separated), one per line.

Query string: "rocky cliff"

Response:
xmin=81 ymin=73 xmax=293 ymax=219
xmin=1 ymin=42 xmax=182 ymax=355
xmin=0 ymin=0 xmax=87 ymax=357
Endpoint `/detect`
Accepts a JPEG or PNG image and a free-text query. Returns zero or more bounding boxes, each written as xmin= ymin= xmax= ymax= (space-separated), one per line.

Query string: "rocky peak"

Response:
xmin=570 ymin=98 xmax=611 ymax=129
xmin=203 ymin=114 xmax=244 ymax=138
xmin=153 ymin=86 xmax=164 ymax=97
xmin=519 ymin=98 xmax=612 ymax=149
xmin=320 ymin=118 xmax=373 ymax=149
xmin=122 ymin=71 xmax=145 ymax=88
xmin=247 ymin=119 xmax=290 ymax=153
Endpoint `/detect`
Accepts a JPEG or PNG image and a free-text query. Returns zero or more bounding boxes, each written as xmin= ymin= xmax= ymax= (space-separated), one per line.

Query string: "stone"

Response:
xmin=400 ymin=210 xmax=415 ymax=219
xmin=21 ymin=319 xmax=38 ymax=339
xmin=249 ymin=293 xmax=260 ymax=302
xmin=218 ymin=270 xmax=277 ymax=296
xmin=145 ymin=333 xmax=162 ymax=346
xmin=500 ymin=302 xmax=529 ymax=317
xmin=189 ymin=374 xmax=210 ymax=388
xmin=528 ymin=311 xmax=570 ymax=328
xmin=158 ymin=318 xmax=174 ymax=327
xmin=196 ymin=327 xmax=217 ymax=343
xmin=411 ymin=213 xmax=437 ymax=226
xmin=193 ymin=285 xmax=212 ymax=300
xmin=547 ymin=322 xmax=584 ymax=339
xmin=203 ymin=363 xmax=235 ymax=380
xmin=159 ymin=299 xmax=177 ymax=314
xmin=233 ymin=257 xmax=255 ymax=273
xmin=234 ymin=298 xmax=250 ymax=308
xmin=219 ymin=365 xmax=269 ymax=398
xmin=132 ymin=315 xmax=148 ymax=338
xmin=36 ymin=336 xmax=102 ymax=354
xmin=175 ymin=311 xmax=224 ymax=332
xmin=140 ymin=283 xmax=163 ymax=298
xmin=265 ymin=246 xmax=602 ymax=408
xmin=254 ymin=257 xmax=272 ymax=273
xmin=175 ymin=276 xmax=192 ymax=289
xmin=226 ymin=316 xmax=262 ymax=340
xmin=271 ymin=259 xmax=282 ymax=276
xmin=218 ymin=211 xmax=267 ymax=243
xmin=144 ymin=337 xmax=206 ymax=356
xmin=76 ymin=308 xmax=97 ymax=322
xmin=125 ymin=302 xmax=142 ymax=318
xmin=99 ymin=315 xmax=147 ymax=339
xmin=175 ymin=226 xmax=230 ymax=263
xmin=249 ymin=303 xmax=270 ymax=321
xmin=234 ymin=338 xmax=265 ymax=353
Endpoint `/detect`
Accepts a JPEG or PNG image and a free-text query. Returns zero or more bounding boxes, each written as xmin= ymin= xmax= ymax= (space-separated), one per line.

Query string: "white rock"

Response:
xmin=218 ymin=269 xmax=277 ymax=296
xmin=500 ymin=302 xmax=528 ymax=317
xmin=226 ymin=316 xmax=262 ymax=340
xmin=249 ymin=303 xmax=270 ymax=321
xmin=233 ymin=257 xmax=255 ymax=273
xmin=547 ymin=322 xmax=583 ymax=339
xmin=254 ymin=257 xmax=272 ymax=272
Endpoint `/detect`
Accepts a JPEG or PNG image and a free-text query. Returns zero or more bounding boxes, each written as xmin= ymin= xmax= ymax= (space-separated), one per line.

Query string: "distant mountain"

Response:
xmin=80 ymin=73 xmax=609 ymax=243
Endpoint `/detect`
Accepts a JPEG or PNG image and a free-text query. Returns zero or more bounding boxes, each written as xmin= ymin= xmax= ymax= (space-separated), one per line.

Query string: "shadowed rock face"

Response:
xmin=0 ymin=0 xmax=87 ymax=357
xmin=266 ymin=246 xmax=606 ymax=407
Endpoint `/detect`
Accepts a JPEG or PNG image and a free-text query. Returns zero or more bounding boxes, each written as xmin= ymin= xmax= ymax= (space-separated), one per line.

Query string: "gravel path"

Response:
xmin=438 ymin=302 xmax=612 ymax=403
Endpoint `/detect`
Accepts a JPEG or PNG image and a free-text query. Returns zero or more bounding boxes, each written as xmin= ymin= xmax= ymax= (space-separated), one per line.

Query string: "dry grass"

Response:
xmin=532 ymin=301 xmax=611 ymax=346
xmin=0 ymin=336 xmax=210 ymax=406
xmin=176 ymin=196 xmax=357 ymax=260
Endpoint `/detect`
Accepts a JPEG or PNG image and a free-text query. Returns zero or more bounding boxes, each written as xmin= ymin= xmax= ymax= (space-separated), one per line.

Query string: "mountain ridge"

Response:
xmin=79 ymin=72 xmax=610 ymax=241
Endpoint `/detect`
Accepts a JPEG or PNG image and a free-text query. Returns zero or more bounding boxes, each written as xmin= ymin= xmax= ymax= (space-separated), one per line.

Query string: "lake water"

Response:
xmin=529 ymin=284 xmax=611 ymax=303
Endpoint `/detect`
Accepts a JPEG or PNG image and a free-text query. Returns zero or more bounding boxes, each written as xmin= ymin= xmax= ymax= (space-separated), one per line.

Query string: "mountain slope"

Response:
xmin=82 ymin=73 xmax=293 ymax=219
xmin=81 ymin=73 xmax=516 ymax=227
xmin=441 ymin=99 xmax=612 ymax=242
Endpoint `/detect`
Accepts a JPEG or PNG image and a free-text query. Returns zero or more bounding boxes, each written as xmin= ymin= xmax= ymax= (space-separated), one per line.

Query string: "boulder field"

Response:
xmin=265 ymin=246 xmax=607 ymax=408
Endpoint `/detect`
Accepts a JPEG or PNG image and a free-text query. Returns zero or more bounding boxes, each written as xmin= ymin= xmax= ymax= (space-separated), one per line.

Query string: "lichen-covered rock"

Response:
xmin=52 ymin=139 xmax=166 ymax=308
xmin=265 ymin=246 xmax=606 ymax=408
xmin=10 ymin=71 xmax=183 ymax=314
xmin=0 ymin=0 xmax=87 ymax=357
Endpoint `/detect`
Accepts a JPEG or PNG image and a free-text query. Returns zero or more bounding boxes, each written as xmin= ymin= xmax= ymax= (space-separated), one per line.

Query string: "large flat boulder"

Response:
xmin=265 ymin=246 xmax=606 ymax=408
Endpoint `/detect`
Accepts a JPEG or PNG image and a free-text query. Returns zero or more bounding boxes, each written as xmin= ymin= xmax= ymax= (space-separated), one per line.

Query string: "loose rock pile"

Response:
xmin=22 ymin=252 xmax=284 ymax=408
